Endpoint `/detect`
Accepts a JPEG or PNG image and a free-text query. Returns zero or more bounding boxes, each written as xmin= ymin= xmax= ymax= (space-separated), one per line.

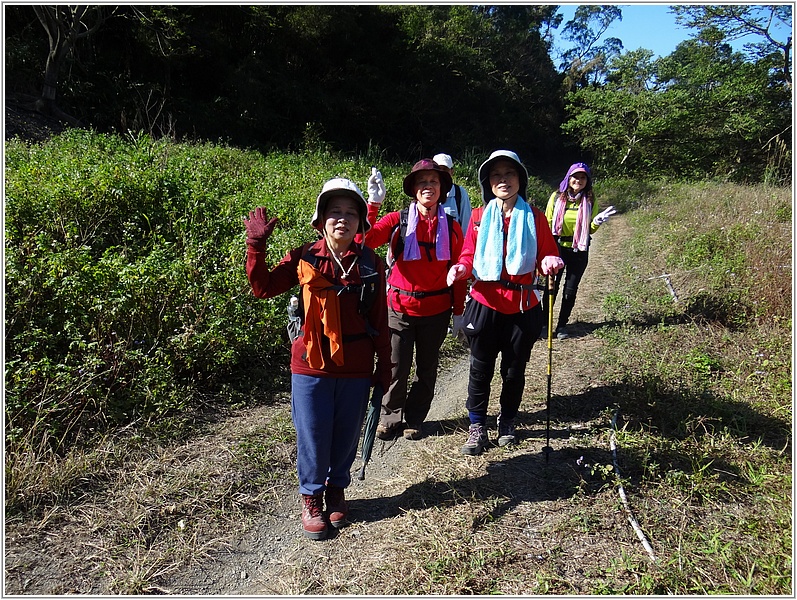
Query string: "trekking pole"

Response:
xmin=543 ymin=274 xmax=555 ymax=462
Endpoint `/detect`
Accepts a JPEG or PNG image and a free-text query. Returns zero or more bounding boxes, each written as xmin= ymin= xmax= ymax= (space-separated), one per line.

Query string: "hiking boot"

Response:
xmin=376 ymin=422 xmax=399 ymax=440
xmin=301 ymin=494 xmax=328 ymax=540
xmin=460 ymin=423 xmax=488 ymax=456
xmin=497 ymin=414 xmax=516 ymax=447
xmin=403 ymin=424 xmax=423 ymax=440
xmin=555 ymin=325 xmax=569 ymax=339
xmin=325 ymin=485 xmax=349 ymax=529
xmin=538 ymin=326 xmax=547 ymax=340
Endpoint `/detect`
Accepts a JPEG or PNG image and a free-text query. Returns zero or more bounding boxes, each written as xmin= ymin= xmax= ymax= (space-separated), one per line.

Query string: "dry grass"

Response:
xmin=5 ymin=181 xmax=792 ymax=595
xmin=5 ymin=404 xmax=297 ymax=594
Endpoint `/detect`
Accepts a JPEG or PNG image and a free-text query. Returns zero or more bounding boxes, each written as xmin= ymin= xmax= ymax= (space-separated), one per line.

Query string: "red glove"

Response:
xmin=244 ymin=207 xmax=278 ymax=249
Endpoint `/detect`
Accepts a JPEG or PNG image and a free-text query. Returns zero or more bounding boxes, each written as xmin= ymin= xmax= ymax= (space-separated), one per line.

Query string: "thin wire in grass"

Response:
xmin=610 ymin=411 xmax=657 ymax=563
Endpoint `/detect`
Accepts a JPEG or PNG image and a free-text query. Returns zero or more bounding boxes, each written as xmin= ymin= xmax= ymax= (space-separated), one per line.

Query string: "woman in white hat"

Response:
xmin=447 ymin=150 xmax=563 ymax=456
xmin=433 ymin=152 xmax=472 ymax=230
xmin=244 ymin=178 xmax=391 ymax=541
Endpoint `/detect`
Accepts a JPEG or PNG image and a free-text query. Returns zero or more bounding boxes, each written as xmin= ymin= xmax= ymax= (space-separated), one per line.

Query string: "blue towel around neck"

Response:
xmin=473 ymin=197 xmax=537 ymax=280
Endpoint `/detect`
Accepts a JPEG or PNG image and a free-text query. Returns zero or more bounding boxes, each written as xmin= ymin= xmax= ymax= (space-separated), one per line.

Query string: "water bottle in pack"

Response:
xmin=286 ymin=295 xmax=301 ymax=342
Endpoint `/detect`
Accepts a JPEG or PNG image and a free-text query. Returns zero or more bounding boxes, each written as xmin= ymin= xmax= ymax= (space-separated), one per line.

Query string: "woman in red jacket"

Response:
xmin=447 ymin=150 xmax=564 ymax=456
xmin=244 ymin=178 xmax=391 ymax=541
xmin=364 ymin=159 xmax=467 ymax=441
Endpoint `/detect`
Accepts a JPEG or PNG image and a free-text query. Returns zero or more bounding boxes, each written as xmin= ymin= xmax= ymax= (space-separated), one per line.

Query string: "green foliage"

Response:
xmin=564 ymin=36 xmax=791 ymax=182
xmin=593 ymin=177 xmax=661 ymax=212
xmin=559 ymin=5 xmax=623 ymax=89
xmin=5 ymin=5 xmax=565 ymax=166
xmin=6 ymin=131 xmax=384 ymax=450
xmin=590 ymin=179 xmax=791 ymax=594
xmin=6 ymin=4 xmax=790 ymax=181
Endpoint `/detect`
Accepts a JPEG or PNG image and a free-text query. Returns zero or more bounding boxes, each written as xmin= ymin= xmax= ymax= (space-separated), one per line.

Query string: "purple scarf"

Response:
xmin=403 ymin=202 xmax=450 ymax=261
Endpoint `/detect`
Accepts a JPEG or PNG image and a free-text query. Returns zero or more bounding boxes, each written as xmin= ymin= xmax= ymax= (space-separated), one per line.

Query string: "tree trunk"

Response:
xmin=32 ymin=5 xmax=109 ymax=124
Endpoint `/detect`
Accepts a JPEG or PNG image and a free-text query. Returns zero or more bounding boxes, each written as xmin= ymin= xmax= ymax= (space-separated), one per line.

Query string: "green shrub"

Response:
xmin=5 ymin=131 xmax=394 ymax=450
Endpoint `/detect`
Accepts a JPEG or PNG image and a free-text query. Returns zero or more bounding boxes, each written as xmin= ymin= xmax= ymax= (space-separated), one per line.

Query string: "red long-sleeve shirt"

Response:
xmin=363 ymin=202 xmax=467 ymax=316
xmin=246 ymin=239 xmax=392 ymax=389
xmin=457 ymin=204 xmax=560 ymax=314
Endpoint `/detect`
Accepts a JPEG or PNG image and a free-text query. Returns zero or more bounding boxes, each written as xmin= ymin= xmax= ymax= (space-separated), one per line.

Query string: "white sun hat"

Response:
xmin=310 ymin=177 xmax=370 ymax=233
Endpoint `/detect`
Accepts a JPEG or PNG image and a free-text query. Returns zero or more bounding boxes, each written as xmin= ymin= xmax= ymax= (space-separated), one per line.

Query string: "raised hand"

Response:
xmin=593 ymin=205 xmax=617 ymax=226
xmin=367 ymin=167 xmax=386 ymax=205
xmin=244 ymin=206 xmax=278 ymax=249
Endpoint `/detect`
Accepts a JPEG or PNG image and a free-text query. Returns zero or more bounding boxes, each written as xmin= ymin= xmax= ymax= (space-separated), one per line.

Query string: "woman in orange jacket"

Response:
xmin=244 ymin=178 xmax=391 ymax=541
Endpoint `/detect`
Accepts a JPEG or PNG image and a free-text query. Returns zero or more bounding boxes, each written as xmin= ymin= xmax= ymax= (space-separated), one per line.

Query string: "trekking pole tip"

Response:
xmin=542 ymin=446 xmax=553 ymax=462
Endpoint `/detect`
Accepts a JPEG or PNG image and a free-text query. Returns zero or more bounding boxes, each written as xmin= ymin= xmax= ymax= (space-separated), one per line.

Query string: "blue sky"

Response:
xmin=553 ymin=3 xmax=792 ymax=59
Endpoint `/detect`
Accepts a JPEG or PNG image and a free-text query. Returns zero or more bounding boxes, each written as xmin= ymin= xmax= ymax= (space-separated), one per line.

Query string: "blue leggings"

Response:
xmin=291 ymin=374 xmax=370 ymax=496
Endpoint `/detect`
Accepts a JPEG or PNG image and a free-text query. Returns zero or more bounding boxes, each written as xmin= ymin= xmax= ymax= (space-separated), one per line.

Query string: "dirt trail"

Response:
xmin=4 ymin=215 xmax=631 ymax=595
xmin=159 ymin=215 xmax=631 ymax=595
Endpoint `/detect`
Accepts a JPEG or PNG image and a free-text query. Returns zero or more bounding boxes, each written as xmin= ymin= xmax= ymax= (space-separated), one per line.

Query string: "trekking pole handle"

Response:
xmin=546 ymin=274 xmax=555 ymax=372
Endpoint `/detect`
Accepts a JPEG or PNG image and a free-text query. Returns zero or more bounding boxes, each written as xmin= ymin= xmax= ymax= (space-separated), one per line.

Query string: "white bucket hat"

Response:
xmin=477 ymin=150 xmax=529 ymax=204
xmin=311 ymin=177 xmax=370 ymax=233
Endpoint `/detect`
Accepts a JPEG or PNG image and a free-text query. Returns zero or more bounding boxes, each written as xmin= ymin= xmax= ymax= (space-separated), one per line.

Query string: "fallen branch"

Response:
xmin=610 ymin=411 xmax=657 ymax=563
xmin=645 ymin=273 xmax=678 ymax=302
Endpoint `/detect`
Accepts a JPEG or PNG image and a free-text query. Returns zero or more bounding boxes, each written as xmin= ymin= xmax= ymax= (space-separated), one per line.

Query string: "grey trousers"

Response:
xmin=379 ymin=306 xmax=451 ymax=428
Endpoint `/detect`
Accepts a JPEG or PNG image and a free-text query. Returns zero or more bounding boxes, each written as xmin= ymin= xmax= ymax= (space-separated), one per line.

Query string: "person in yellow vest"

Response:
xmin=544 ymin=162 xmax=616 ymax=339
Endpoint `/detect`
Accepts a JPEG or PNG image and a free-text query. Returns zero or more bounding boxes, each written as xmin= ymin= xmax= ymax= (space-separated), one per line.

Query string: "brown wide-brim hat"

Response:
xmin=402 ymin=158 xmax=453 ymax=199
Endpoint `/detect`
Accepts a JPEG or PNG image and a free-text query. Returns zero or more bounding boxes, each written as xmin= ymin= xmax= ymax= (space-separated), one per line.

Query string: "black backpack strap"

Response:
xmin=300 ymin=241 xmax=323 ymax=269
xmin=454 ymin=184 xmax=462 ymax=214
xmin=388 ymin=207 xmax=409 ymax=266
xmin=390 ymin=208 xmax=455 ymax=264
xmin=354 ymin=246 xmax=380 ymax=337
xmin=294 ymin=244 xmax=380 ymax=340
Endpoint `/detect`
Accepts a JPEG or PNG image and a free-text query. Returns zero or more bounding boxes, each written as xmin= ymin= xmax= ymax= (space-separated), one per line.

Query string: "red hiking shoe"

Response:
xmin=325 ymin=485 xmax=349 ymax=529
xmin=301 ymin=494 xmax=328 ymax=540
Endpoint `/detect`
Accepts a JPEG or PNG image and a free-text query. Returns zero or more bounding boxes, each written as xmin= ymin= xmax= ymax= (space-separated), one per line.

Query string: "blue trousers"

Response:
xmin=291 ymin=374 xmax=370 ymax=496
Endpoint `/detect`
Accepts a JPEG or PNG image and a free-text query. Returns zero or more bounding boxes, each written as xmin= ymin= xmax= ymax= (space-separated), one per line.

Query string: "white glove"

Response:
xmin=367 ymin=167 xmax=386 ymax=205
xmin=541 ymin=255 xmax=564 ymax=275
xmin=447 ymin=264 xmax=467 ymax=286
xmin=593 ymin=205 xmax=617 ymax=226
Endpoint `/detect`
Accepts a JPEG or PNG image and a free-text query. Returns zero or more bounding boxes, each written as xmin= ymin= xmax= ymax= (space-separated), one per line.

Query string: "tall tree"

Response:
xmin=32 ymin=5 xmax=113 ymax=123
xmin=563 ymin=38 xmax=790 ymax=181
xmin=558 ymin=4 xmax=623 ymax=91
xmin=672 ymin=4 xmax=792 ymax=87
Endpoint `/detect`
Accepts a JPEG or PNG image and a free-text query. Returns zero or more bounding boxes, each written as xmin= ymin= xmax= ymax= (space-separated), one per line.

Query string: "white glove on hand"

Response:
xmin=367 ymin=167 xmax=386 ymax=205
xmin=541 ymin=255 xmax=565 ymax=275
xmin=593 ymin=205 xmax=617 ymax=226
xmin=447 ymin=264 xmax=467 ymax=286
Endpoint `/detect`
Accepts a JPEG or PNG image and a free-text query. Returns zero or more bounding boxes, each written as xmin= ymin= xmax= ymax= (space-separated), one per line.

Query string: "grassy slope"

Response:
xmin=4 ymin=139 xmax=792 ymax=594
